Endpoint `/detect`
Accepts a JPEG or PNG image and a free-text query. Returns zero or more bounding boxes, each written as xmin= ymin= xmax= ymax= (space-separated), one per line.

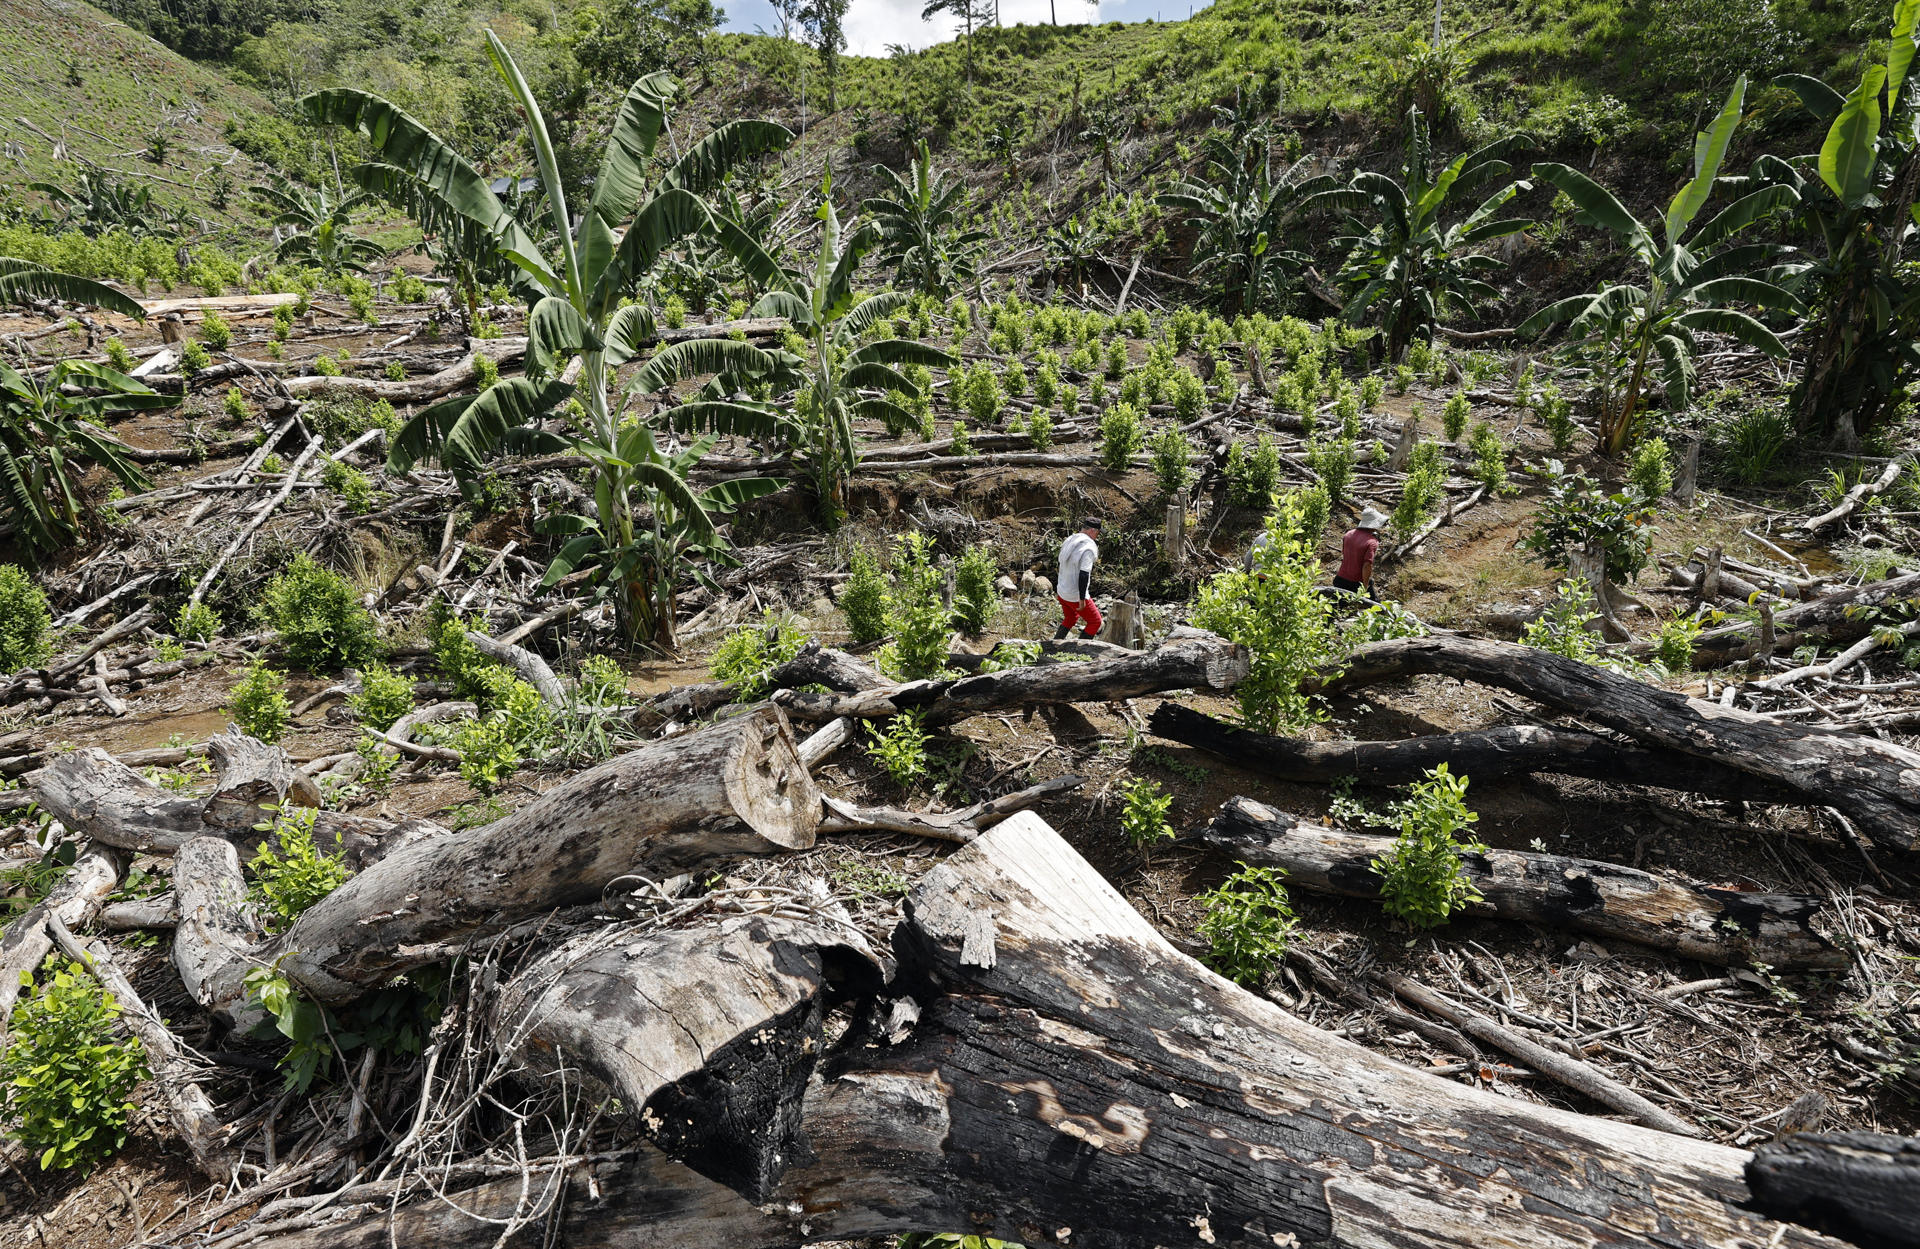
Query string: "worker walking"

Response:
xmin=1055 ymin=517 xmax=1103 ymax=640
xmin=1333 ymin=507 xmax=1388 ymax=600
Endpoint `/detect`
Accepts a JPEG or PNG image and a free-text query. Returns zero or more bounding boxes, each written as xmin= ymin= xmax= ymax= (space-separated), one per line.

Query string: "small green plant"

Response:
xmin=260 ymin=452 xmax=284 ymax=473
xmin=319 ymin=456 xmax=377 ymax=513
xmin=840 ymin=545 xmax=890 ymax=644
xmin=1195 ymin=863 xmax=1299 ymax=986
xmin=384 ymin=360 xmax=407 ymax=382
xmin=1098 ymin=401 xmax=1144 ymax=472
xmin=1227 ymin=435 xmax=1282 ymax=506
xmin=1119 ymin=776 xmax=1174 ymax=849
xmin=1519 ymin=463 xmax=1656 ymax=584
xmin=1169 ymin=367 xmax=1207 ymax=421
xmin=348 ymin=663 xmax=414 ymax=731
xmin=1653 ymin=610 xmax=1703 ymax=672
xmin=222 ymin=386 xmax=250 ymax=421
xmin=1307 ymin=438 xmax=1354 ymax=506
xmin=1393 ymin=363 xmax=1415 ymax=393
xmin=1540 ymin=387 xmax=1577 ymax=453
xmin=954 ymin=543 xmax=998 ymax=636
xmin=174 ymin=601 xmax=219 ymax=643
xmin=180 ymin=340 xmax=211 ymax=373
xmin=260 ymin=553 xmax=382 ymax=670
xmin=1630 ymin=435 xmax=1674 ymax=499
xmin=1027 ymin=407 xmax=1054 ymax=449
xmin=866 ymin=709 xmax=929 ymax=788
xmin=1391 ymin=441 xmax=1446 ymax=534
xmin=711 ymin=614 xmax=807 ymax=701
xmin=249 ymin=803 xmax=351 ymax=932
xmin=198 ymin=309 xmax=232 ymax=350
xmin=1105 ymin=335 xmax=1128 ymax=378
xmin=1466 ymin=421 xmax=1508 ymax=493
xmin=1441 ymin=391 xmax=1470 ymax=441
xmin=230 ymin=661 xmax=291 ymax=741
xmin=962 ymin=360 xmax=1005 ymax=425
xmin=1150 ymin=424 xmax=1193 ymax=497
xmin=1372 ymin=764 xmax=1485 ymax=929
xmin=950 ymin=420 xmax=973 ymax=455
xmin=1520 ymin=579 xmax=1606 ymax=663
xmin=1360 ymin=374 xmax=1384 ymax=410
xmin=450 ymin=715 xmax=519 ymax=792
xmin=575 ymin=654 xmax=628 ymax=704
xmin=103 ymin=338 xmax=134 ymax=371
xmin=155 ymin=635 xmax=186 ymax=662
xmin=661 ymin=293 xmax=687 ymax=329
xmin=0 ymin=962 xmax=148 ymax=1174
xmin=0 ymin=564 xmax=51 ymax=672
xmin=313 ymin=354 xmax=341 ymax=378
xmin=471 ymin=353 xmax=498 ymax=390
xmin=1722 ymin=402 xmax=1791 ymax=485
xmin=881 ymin=533 xmax=953 ymax=681
xmin=978 ymin=638 xmax=1042 ymax=672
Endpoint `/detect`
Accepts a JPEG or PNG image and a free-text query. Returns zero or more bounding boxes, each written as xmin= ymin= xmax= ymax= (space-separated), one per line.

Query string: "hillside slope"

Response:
xmin=0 ymin=0 xmax=276 ymax=224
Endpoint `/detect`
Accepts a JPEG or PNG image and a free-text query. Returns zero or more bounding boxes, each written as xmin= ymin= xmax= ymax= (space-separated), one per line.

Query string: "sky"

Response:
xmin=720 ymin=0 xmax=1210 ymax=57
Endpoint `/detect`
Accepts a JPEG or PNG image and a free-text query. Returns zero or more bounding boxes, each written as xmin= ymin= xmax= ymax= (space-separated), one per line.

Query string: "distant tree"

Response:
xmin=571 ymin=0 xmax=722 ymax=92
xmin=799 ymin=0 xmax=850 ymax=111
xmin=921 ymin=0 xmax=994 ymax=82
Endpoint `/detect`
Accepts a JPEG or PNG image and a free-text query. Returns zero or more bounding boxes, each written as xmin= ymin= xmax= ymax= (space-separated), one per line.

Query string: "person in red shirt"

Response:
xmin=1333 ymin=507 xmax=1388 ymax=600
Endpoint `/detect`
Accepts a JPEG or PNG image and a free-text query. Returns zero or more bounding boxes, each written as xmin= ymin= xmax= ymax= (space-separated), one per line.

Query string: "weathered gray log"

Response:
xmin=207 ymin=706 xmax=820 ymax=1011
xmin=463 ymin=631 xmax=567 ymax=707
xmin=819 ymin=774 xmax=1086 ymax=843
xmin=495 ymin=910 xmax=883 ymax=1202
xmin=1199 ymin=797 xmax=1846 ymax=970
xmin=1683 ymin=570 xmax=1920 ymax=661
xmin=0 ymin=846 xmax=122 ymax=1041
xmin=1318 ymin=635 xmax=1920 ymax=851
xmin=773 ymin=632 xmax=1248 ymax=723
xmin=267 ymin=811 xmax=1845 ymax=1249
xmin=1747 ymin=1130 xmax=1920 ymax=1249
xmin=281 ymin=336 xmax=527 ymax=400
xmin=203 ymin=726 xmax=302 ymax=830
xmin=646 ymin=641 xmax=889 ymax=723
xmin=1148 ymin=701 xmax=1797 ymax=804
xmin=1801 ymin=453 xmax=1913 ymax=535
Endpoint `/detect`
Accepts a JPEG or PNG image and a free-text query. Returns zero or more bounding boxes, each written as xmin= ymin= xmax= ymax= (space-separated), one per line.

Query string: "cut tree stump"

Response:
xmin=269 ymin=812 xmax=1849 ymax=1249
xmin=1317 ymin=635 xmax=1920 ymax=851
xmin=1198 ymin=796 xmax=1845 ymax=970
xmin=1148 ymin=702 xmax=1797 ymax=804
xmin=1747 ymin=1130 xmax=1920 ymax=1249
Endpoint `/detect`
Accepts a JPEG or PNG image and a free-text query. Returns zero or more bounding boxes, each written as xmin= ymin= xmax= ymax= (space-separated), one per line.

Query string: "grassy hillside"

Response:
xmin=0 ymin=0 xmax=278 ymax=224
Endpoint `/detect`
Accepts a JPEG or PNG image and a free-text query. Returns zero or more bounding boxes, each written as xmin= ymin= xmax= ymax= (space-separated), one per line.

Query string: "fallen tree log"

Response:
xmin=0 ymin=846 xmax=122 ymax=1040
xmin=772 ymin=632 xmax=1248 ymax=723
xmin=1148 ymin=701 xmax=1797 ymax=804
xmin=269 ymin=812 xmax=1845 ymax=1249
xmin=281 ymin=337 xmax=527 ymax=400
xmin=1747 ymin=1130 xmax=1920 ymax=1249
xmin=1197 ymin=797 xmax=1845 ymax=970
xmin=1317 ymin=635 xmax=1920 ymax=852
xmin=1801 ymin=453 xmax=1913 ymax=535
xmin=1681 ymin=570 xmax=1920 ymax=661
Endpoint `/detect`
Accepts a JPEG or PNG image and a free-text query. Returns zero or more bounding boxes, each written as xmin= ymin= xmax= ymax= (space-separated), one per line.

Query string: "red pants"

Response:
xmin=1058 ymin=595 xmax=1102 ymax=636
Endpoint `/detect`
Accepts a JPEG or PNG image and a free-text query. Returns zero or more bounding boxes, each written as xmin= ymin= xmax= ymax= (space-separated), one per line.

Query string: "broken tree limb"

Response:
xmin=1681 ymin=570 xmax=1920 ymax=662
xmin=462 ymin=630 xmax=567 ymax=707
xmin=185 ymin=434 xmax=325 ymax=608
xmin=1147 ymin=701 xmax=1797 ymax=804
xmin=275 ymin=811 xmax=1843 ymax=1249
xmin=1746 ymin=1130 xmax=1920 ymax=1249
xmin=1801 ymin=453 xmax=1913 ymax=535
xmin=172 ymin=836 xmax=265 ymax=1028
xmin=1375 ymin=970 xmax=1701 ymax=1136
xmin=1198 ymin=797 xmax=1845 ymax=970
xmin=0 ymin=846 xmax=122 ymax=1040
xmin=772 ymin=632 xmax=1248 ymax=723
xmin=1317 ymin=635 xmax=1920 ymax=852
xmin=280 ymin=336 xmax=527 ymax=401
xmin=819 ymin=775 xmax=1087 ymax=843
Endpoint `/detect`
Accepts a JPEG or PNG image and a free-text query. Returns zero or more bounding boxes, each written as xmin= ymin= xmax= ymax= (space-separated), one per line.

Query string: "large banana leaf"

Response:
xmin=0 ymin=261 xmax=144 ymax=318
xmin=586 ymin=72 xmax=674 ymax=238
xmin=625 ymin=337 xmax=786 ymax=394
xmin=1822 ymin=66 xmax=1888 ymax=207
xmin=1530 ymin=163 xmax=1649 ymax=250
xmin=842 ymin=361 xmax=916 ymax=393
xmin=700 ymin=476 xmax=785 ymax=510
xmin=605 ymin=303 xmax=659 ymax=368
xmin=846 ymin=339 xmax=954 ymax=370
xmin=664 ymin=400 xmax=792 ymax=438
xmin=1689 ymin=185 xmax=1799 ymax=250
xmin=1673 ymin=307 xmax=1788 ymax=355
xmin=1774 ymin=73 xmax=1847 ymax=125
xmin=485 ymin=31 xmax=581 ymax=303
xmin=1890 ymin=0 xmax=1920 ymax=111
xmin=658 ymin=119 xmax=792 ymax=196
xmin=1690 ymin=276 xmax=1802 ymax=315
xmin=840 ymin=289 xmax=910 ymax=340
xmin=527 ymin=296 xmax=602 ymax=379
xmin=1665 ymin=75 xmax=1748 ymax=243
xmin=588 ymin=188 xmax=711 ymax=316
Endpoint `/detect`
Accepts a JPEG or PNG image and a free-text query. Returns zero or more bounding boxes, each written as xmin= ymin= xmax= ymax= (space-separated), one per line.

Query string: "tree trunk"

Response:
xmin=1683 ymin=570 xmax=1920 ymax=662
xmin=1318 ymin=635 xmax=1920 ymax=852
xmin=1198 ymin=796 xmax=1845 ymax=970
xmin=1747 ymin=1130 xmax=1920 ymax=1249
xmin=262 ymin=812 xmax=1844 ymax=1249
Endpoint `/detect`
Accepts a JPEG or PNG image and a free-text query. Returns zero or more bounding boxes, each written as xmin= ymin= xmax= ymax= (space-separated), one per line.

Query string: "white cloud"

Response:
xmin=841 ymin=0 xmax=1106 ymax=56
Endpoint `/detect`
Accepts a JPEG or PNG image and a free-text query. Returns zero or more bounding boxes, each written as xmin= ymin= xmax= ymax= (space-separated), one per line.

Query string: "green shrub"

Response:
xmin=1192 ymin=494 xmax=1340 ymax=733
xmin=1308 ymin=438 xmax=1354 ymax=506
xmin=348 ymin=664 xmax=414 ymax=731
xmin=198 ymin=309 xmax=232 ymax=350
xmin=1654 ymin=610 xmax=1702 ymax=672
xmin=1098 ymin=401 xmax=1144 ymax=472
xmin=1027 ymin=407 xmax=1054 ymax=449
xmin=0 ymin=962 xmax=148 ymax=1174
xmin=450 ymin=716 xmax=519 ymax=792
xmin=174 ymin=601 xmax=219 ymax=643
xmin=1226 ymin=435 xmax=1282 ymax=506
xmin=260 ymin=554 xmax=381 ymax=670
xmin=230 ymin=661 xmax=291 ymax=741
xmin=575 ymin=654 xmax=628 ymax=704
xmin=1630 ymin=436 xmax=1674 ymax=499
xmin=249 ymin=803 xmax=351 ymax=932
xmin=962 ymin=361 xmax=1004 ymax=425
xmin=305 ymin=394 xmax=402 ymax=445
xmin=954 ymin=544 xmax=998 ymax=636
xmin=1169 ymin=367 xmax=1207 ymax=421
xmin=319 ymin=456 xmax=377 ymax=513
xmin=1372 ymin=764 xmax=1486 ymax=929
xmin=882 ymin=533 xmax=953 ymax=680
xmin=1196 ymin=863 xmax=1299 ymax=986
xmin=471 ymin=354 xmax=498 ymax=390
xmin=661 ymin=294 xmax=687 ymax=329
xmin=1721 ymin=402 xmax=1791 ymax=484
xmin=711 ymin=614 xmax=807 ymax=701
xmin=1466 ymin=421 xmax=1508 ymax=493
xmin=1519 ymin=464 xmax=1656 ymax=584
xmin=1105 ymin=335 xmax=1128 ymax=379
xmin=1119 ymin=776 xmax=1174 ymax=849
xmin=1360 ymin=375 xmax=1384 ymax=410
xmin=841 ymin=545 xmax=890 ymax=644
xmin=1391 ymin=441 xmax=1446 ymax=534
xmin=1150 ymin=424 xmax=1193 ymax=497
xmin=0 ymin=565 xmax=51 ymax=672
xmin=103 ymin=338 xmax=134 ymax=371
xmin=223 ymin=387 xmax=250 ymax=421
xmin=866 ymin=709 xmax=929 ymax=788
xmin=385 ymin=360 xmax=407 ymax=382
xmin=313 ymin=354 xmax=341 ymax=378
xmin=1520 ymin=579 xmax=1607 ymax=663
xmin=1393 ymin=364 xmax=1415 ymax=393
xmin=1537 ymin=385 xmax=1577 ymax=453
xmin=950 ymin=420 xmax=973 ymax=455
xmin=1002 ymin=357 xmax=1026 ymax=397
xmin=180 ymin=340 xmax=211 ymax=373
xmin=1441 ymin=391 xmax=1470 ymax=441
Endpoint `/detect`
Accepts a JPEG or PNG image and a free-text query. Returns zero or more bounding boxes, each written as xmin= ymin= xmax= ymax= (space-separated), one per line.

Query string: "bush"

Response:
xmin=1360 ymin=374 xmax=1384 ymax=410
xmin=1537 ymin=384 xmax=1577 ymax=453
xmin=0 ymin=962 xmax=148 ymax=1173
xmin=260 ymin=554 xmax=381 ymax=670
xmin=950 ymin=420 xmax=972 ymax=455
xmin=471 ymin=354 xmax=498 ymax=389
xmin=231 ymin=661 xmax=291 ymax=741
xmin=1098 ymin=401 xmax=1144 ymax=472
xmin=1720 ymin=402 xmax=1790 ymax=484
xmin=882 ymin=533 xmax=953 ymax=680
xmin=1226 ymin=435 xmax=1282 ymax=506
xmin=223 ymin=387 xmax=250 ymax=421
xmin=954 ymin=544 xmax=998 ymax=636
xmin=180 ymin=340 xmax=212 ymax=374
xmin=866 ymin=709 xmax=928 ymax=788
xmin=1441 ymin=391 xmax=1470 ymax=441
xmin=1466 ymin=421 xmax=1507 ymax=493
xmin=1520 ymin=579 xmax=1606 ymax=663
xmin=450 ymin=716 xmax=519 ymax=792
xmin=0 ymin=565 xmax=51 ymax=672
xmin=1191 ymin=494 xmax=1340 ymax=733
xmin=1196 ymin=863 xmax=1299 ymax=985
xmin=1307 ymin=438 xmax=1354 ymax=506
xmin=1169 ymin=367 xmax=1207 ymax=421
xmin=575 ymin=654 xmax=628 ymax=704
xmin=198 ymin=309 xmax=232 ymax=350
xmin=1120 ymin=776 xmax=1174 ymax=849
xmin=1150 ymin=424 xmax=1193 ymax=497
xmin=348 ymin=664 xmax=414 ymax=731
xmin=319 ymin=457 xmax=376 ymax=513
xmin=174 ymin=601 xmax=219 ymax=643
xmin=1519 ymin=463 xmax=1656 ymax=584
xmin=1653 ymin=610 xmax=1703 ymax=672
xmin=1372 ymin=764 xmax=1486 ymax=929
xmin=840 ymin=545 xmax=890 ymax=644
xmin=249 ymin=803 xmax=351 ymax=932
xmin=710 ymin=614 xmax=807 ymax=701
xmin=1105 ymin=335 xmax=1128 ymax=379
xmin=961 ymin=361 xmax=1004 ymax=425
xmin=103 ymin=338 xmax=134 ymax=371
xmin=1391 ymin=441 xmax=1446 ymax=534
xmin=1630 ymin=436 xmax=1674 ymax=499
xmin=1027 ymin=407 xmax=1054 ymax=449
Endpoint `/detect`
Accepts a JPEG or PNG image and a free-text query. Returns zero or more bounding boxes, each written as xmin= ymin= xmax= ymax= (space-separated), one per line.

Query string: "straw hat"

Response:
xmin=1355 ymin=506 xmax=1390 ymax=530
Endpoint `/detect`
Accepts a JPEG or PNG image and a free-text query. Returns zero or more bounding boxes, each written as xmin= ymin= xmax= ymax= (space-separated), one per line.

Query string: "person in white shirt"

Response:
xmin=1055 ymin=517 xmax=1103 ymax=640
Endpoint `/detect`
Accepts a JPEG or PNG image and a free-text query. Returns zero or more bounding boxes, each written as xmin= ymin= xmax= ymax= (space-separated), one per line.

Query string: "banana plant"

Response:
xmin=1764 ymin=0 xmax=1920 ymax=444
xmin=860 ymin=140 xmax=987 ymax=296
xmin=1522 ymin=76 xmax=1801 ymax=454
xmin=0 ymin=360 xmax=173 ymax=555
xmin=740 ymin=177 xmax=954 ymax=522
xmin=302 ymin=33 xmax=792 ymax=648
xmin=251 ymin=176 xmax=385 ymax=275
xmin=1306 ymin=107 xmax=1534 ymax=363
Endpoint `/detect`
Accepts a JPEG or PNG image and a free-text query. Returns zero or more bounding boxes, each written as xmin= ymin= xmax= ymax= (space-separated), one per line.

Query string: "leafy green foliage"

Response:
xmin=861 ymin=139 xmax=988 ymax=295
xmin=0 ymin=565 xmax=51 ymax=672
xmin=1519 ymin=463 xmax=1656 ymax=583
xmin=1391 ymin=440 xmax=1446 ymax=534
xmin=575 ymin=654 xmax=629 ymax=704
xmin=711 ymin=614 xmax=808 ymax=701
xmin=1098 ymin=400 xmax=1144 ymax=472
xmin=1119 ymin=776 xmax=1175 ymax=849
xmin=1307 ymin=437 xmax=1353 ymax=505
xmin=1654 ymin=610 xmax=1703 ymax=672
xmin=1520 ymin=579 xmax=1607 ymax=662
xmin=1466 ymin=421 xmax=1508 ymax=493
xmin=0 ymin=963 xmax=147 ymax=1174
xmin=881 ymin=532 xmax=952 ymax=680
xmin=954 ymin=543 xmax=998 ymax=636
xmin=174 ymin=601 xmax=219 ymax=643
xmin=319 ymin=456 xmax=377 ymax=512
xmin=1150 ymin=423 xmax=1193 ymax=497
xmin=840 ymin=544 xmax=890 ymax=644
xmin=260 ymin=554 xmax=381 ymax=670
xmin=1372 ymin=764 xmax=1486 ymax=929
xmin=231 ymin=661 xmax=291 ymax=742
xmin=1226 ymin=434 xmax=1281 ymax=506
xmin=181 ymin=341 xmax=211 ymax=374
xmin=249 ymin=803 xmax=352 ymax=932
xmin=1158 ymin=118 xmax=1328 ymax=313
xmin=1441 ymin=391 xmax=1470 ymax=441
xmin=198 ymin=309 xmax=232 ymax=349
xmin=0 ymin=359 xmax=169 ymax=555
xmin=866 ymin=710 xmax=928 ymax=788
xmin=1629 ymin=436 xmax=1674 ymax=499
xmin=348 ymin=664 xmax=414 ymax=731
xmin=451 ymin=716 xmax=519 ymax=792
xmin=1196 ymin=863 xmax=1299 ymax=985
